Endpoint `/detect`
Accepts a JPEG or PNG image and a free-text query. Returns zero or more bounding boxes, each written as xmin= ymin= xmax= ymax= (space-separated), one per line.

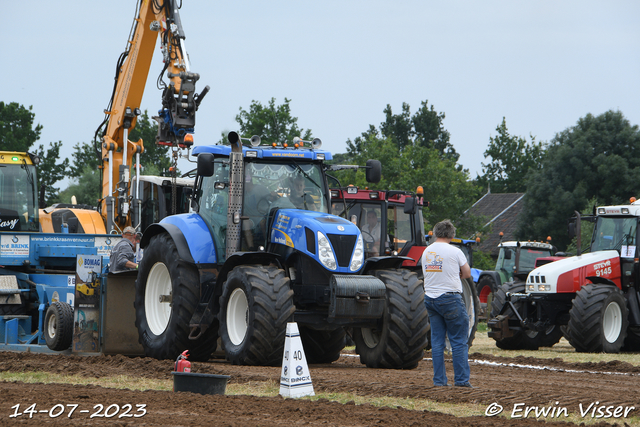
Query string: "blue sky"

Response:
xmin=5 ymin=1 xmax=639 ymax=186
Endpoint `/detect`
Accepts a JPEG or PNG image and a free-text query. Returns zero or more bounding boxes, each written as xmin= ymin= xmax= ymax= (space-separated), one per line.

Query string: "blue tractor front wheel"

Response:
xmin=219 ymin=265 xmax=295 ymax=366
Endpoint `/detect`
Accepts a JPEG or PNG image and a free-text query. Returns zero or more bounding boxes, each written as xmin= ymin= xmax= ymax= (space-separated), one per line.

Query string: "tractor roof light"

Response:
xmin=597 ymin=208 xmax=606 ymax=214
xmin=416 ymin=186 xmax=424 ymax=196
xmin=330 ymin=190 xmax=340 ymax=198
xmin=622 ymin=207 xmax=630 ymax=214
xmin=347 ymin=186 xmax=358 ymax=194
xmin=183 ymin=133 xmax=194 ymax=146
xmin=369 ymin=192 xmax=379 ymax=199
xmin=631 ymin=197 xmax=637 ymax=203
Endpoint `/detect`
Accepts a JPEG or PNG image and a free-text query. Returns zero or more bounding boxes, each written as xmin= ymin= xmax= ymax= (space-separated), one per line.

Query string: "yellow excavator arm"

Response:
xmin=99 ymin=0 xmax=208 ymax=233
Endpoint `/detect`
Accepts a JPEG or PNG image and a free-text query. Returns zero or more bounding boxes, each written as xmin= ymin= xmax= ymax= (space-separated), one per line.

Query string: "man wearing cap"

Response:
xmin=109 ymin=226 xmax=139 ymax=273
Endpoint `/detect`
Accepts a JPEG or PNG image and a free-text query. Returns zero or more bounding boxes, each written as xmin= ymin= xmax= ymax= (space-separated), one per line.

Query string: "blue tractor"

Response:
xmin=135 ymin=133 xmax=429 ymax=368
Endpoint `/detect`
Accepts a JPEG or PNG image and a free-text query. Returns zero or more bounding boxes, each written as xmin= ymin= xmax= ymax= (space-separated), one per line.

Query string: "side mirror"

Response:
xmin=197 ymin=153 xmax=214 ymax=177
xmin=404 ymin=197 xmax=417 ymax=214
xmin=568 ymin=221 xmax=576 ymax=239
xmin=365 ymin=160 xmax=381 ymax=183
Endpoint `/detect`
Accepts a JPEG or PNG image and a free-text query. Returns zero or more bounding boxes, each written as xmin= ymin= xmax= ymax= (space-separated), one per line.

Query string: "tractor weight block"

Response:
xmin=329 ymin=275 xmax=386 ymax=320
xmin=487 ymin=314 xmax=514 ymax=340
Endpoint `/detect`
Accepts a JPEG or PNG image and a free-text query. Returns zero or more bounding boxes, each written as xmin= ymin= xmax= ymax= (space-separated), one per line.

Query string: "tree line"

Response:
xmin=2 ymin=99 xmax=638 ymax=253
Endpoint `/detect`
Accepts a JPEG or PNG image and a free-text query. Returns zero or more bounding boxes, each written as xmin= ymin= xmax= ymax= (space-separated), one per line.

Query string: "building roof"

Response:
xmin=466 ymin=192 xmax=525 ymax=256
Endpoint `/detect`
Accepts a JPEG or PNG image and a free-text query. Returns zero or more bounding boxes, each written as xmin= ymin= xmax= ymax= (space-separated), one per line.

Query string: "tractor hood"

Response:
xmin=270 ymin=209 xmax=364 ymax=272
xmin=526 ymin=250 xmax=621 ymax=294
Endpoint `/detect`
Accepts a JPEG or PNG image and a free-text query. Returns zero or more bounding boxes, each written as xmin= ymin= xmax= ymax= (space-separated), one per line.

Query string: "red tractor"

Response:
xmin=329 ymin=185 xmax=479 ymax=347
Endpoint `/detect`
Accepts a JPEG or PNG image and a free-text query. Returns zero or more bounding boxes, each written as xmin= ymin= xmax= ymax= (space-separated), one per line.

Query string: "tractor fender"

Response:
xmin=140 ymin=222 xmax=195 ymax=264
xmin=141 ymin=213 xmax=219 ymax=265
xmin=478 ymin=270 xmax=502 ymax=287
xmin=362 ymin=256 xmax=413 ymax=274
xmin=217 ymin=251 xmax=284 ymax=287
xmin=202 ymin=252 xmax=285 ymax=321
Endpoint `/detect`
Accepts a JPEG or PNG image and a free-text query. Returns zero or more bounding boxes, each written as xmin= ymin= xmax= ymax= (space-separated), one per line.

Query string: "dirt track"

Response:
xmin=0 ymin=348 xmax=637 ymax=426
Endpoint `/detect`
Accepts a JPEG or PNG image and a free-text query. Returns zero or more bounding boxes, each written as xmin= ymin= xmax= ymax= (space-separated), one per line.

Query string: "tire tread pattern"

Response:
xmin=220 ymin=265 xmax=295 ymax=366
xmin=355 ymin=269 xmax=429 ymax=369
xmin=568 ymin=284 xmax=628 ymax=353
xmin=135 ymin=233 xmax=218 ymax=361
xmin=44 ymin=301 xmax=74 ymax=351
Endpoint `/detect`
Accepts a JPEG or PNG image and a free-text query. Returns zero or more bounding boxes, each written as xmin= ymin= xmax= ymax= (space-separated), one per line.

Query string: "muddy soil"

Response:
xmin=0 ymin=350 xmax=635 ymax=426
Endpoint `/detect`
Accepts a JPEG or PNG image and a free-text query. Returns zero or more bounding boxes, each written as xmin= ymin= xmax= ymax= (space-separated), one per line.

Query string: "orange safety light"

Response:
xmin=428 ymin=230 xmax=433 ymax=236
xmin=294 ymin=143 xmax=300 ymax=148
xmin=499 ymin=232 xmax=504 ymax=237
xmin=475 ymin=236 xmax=481 ymax=243
xmin=272 ymin=142 xmax=277 ymax=147
xmin=169 ymin=166 xmax=176 ymax=172
xmin=283 ymin=143 xmax=288 ymax=148
xmin=547 ymin=236 xmax=552 ymax=242
xmin=631 ymin=197 xmax=637 ymax=203
xmin=184 ymin=133 xmax=194 ymax=144
xmin=416 ymin=186 xmax=424 ymax=196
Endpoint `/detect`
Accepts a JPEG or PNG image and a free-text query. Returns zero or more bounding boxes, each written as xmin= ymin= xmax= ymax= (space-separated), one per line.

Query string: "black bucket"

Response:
xmin=172 ymin=372 xmax=230 ymax=395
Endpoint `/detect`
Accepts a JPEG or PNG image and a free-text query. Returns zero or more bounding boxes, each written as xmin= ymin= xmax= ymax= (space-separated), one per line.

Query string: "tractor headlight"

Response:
xmin=350 ymin=234 xmax=364 ymax=271
xmin=538 ymin=285 xmax=551 ymax=292
xmin=317 ymin=231 xmax=337 ymax=270
xmin=527 ymin=284 xmax=535 ymax=292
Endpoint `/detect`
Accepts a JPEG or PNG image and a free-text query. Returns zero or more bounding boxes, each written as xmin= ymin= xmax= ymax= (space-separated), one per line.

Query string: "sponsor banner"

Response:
xmin=0 ymin=235 xmax=29 ymax=256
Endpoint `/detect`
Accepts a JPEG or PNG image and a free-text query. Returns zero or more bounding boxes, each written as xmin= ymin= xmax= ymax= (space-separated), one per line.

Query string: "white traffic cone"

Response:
xmin=279 ymin=322 xmax=315 ymax=398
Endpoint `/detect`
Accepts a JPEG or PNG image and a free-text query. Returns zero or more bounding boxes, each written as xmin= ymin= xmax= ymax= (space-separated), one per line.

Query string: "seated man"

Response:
xmin=361 ymin=209 xmax=382 ymax=257
xmin=242 ymin=167 xmax=283 ymax=250
xmin=289 ymin=174 xmax=317 ymax=211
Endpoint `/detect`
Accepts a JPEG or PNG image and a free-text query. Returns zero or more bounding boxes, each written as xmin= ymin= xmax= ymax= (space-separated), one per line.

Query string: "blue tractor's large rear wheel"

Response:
xmin=134 ymin=233 xmax=218 ymax=361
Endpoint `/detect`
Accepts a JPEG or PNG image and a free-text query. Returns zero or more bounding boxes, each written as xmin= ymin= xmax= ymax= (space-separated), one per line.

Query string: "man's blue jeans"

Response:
xmin=424 ymin=293 xmax=471 ymax=386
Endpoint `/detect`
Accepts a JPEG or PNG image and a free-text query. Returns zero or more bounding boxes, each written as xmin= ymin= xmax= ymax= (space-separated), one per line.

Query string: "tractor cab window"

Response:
xmin=140 ymin=181 xmax=160 ymax=232
xmin=387 ymin=204 xmax=411 ymax=255
xmin=241 ymin=161 xmax=329 ymax=251
xmin=0 ymin=161 xmax=39 ymax=232
xmin=518 ymin=249 xmax=551 ymax=272
xmin=496 ymin=247 xmax=516 ymax=282
xmin=200 ymin=160 xmax=230 ymax=263
xmin=357 ymin=204 xmax=384 ymax=258
xmin=591 ymin=216 xmax=638 ymax=254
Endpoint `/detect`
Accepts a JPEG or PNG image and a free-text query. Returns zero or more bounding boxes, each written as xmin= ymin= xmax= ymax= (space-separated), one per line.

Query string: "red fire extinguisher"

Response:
xmin=175 ymin=350 xmax=191 ymax=373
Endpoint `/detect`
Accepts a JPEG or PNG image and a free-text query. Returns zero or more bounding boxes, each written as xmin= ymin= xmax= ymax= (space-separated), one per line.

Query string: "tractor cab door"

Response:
xmin=495 ymin=247 xmax=515 ymax=283
xmin=387 ymin=202 xmax=424 ymax=257
xmin=0 ymin=159 xmax=39 ymax=232
xmin=139 ymin=181 xmax=161 ymax=232
xmin=199 ymin=159 xmax=230 ymax=263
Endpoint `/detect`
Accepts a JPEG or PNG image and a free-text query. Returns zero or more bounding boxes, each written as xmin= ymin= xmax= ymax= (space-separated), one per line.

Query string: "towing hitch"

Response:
xmin=487 ymin=315 xmax=514 ymax=340
xmin=487 ymin=292 xmax=529 ymax=340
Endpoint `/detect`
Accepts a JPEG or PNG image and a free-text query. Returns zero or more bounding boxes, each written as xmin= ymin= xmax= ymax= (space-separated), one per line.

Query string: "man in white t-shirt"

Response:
xmin=421 ymin=219 xmax=472 ymax=388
